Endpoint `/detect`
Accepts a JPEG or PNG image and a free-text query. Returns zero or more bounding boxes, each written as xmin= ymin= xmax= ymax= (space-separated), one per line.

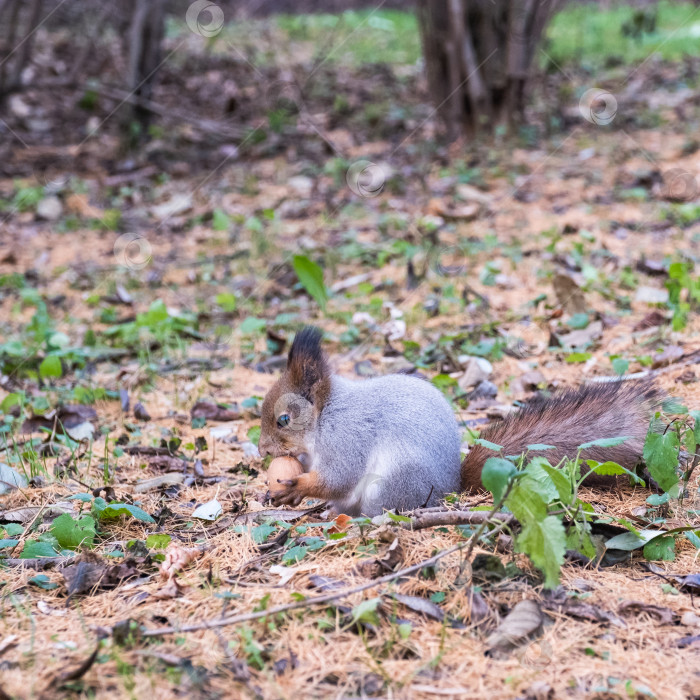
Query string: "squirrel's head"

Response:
xmin=259 ymin=327 xmax=331 ymax=460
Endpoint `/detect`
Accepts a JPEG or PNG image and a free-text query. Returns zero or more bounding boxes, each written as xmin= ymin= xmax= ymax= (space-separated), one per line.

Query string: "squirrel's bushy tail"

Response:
xmin=460 ymin=381 xmax=664 ymax=492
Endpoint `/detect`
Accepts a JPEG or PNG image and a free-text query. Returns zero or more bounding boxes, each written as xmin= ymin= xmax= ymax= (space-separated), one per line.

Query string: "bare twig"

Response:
xmin=402 ymin=509 xmax=513 ymax=531
xmin=589 ymin=348 xmax=700 ymax=383
xmin=2 ymin=556 xmax=76 ymax=569
xmin=140 ymin=540 xmax=470 ymax=637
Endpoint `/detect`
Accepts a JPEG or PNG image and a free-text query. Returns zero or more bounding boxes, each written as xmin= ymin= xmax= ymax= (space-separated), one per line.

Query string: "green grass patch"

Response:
xmin=270 ymin=2 xmax=700 ymax=70
xmin=546 ymin=1 xmax=700 ymax=69
xmin=275 ymin=9 xmax=421 ymax=65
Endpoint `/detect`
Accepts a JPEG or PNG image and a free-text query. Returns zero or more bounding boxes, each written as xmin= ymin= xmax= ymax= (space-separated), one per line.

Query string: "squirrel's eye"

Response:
xmin=277 ymin=414 xmax=291 ymax=428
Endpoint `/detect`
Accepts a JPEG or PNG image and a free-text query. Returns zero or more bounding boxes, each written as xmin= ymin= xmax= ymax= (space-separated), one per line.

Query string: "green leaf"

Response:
xmin=387 ymin=512 xmax=411 ymax=523
xmin=526 ymin=444 xmax=556 ymax=451
xmin=351 ymin=597 xmax=382 ymax=625
xmin=579 ymin=436 xmax=630 ymax=450
xmin=39 ymin=355 xmax=62 ymax=379
xmin=250 ymin=524 xmax=276 ymax=544
xmin=610 ymin=517 xmax=641 ymax=537
xmin=523 ymin=457 xmax=560 ymax=503
xmin=481 ymin=458 xmax=517 ymax=503
xmin=568 ymin=313 xmax=589 ymax=329
xmin=48 ymin=332 xmax=70 ymax=349
xmin=586 ymin=460 xmax=645 ymax=485
xmin=0 ymin=538 xmax=19 ymax=549
xmin=646 ymin=493 xmax=669 ymax=507
xmin=566 ymin=522 xmax=596 ymax=559
xmin=506 ymin=481 xmax=548 ymax=524
xmin=587 ymin=460 xmax=625 ymax=475
xmin=690 ymin=409 xmax=700 ymax=438
xmin=431 ymin=374 xmax=457 ymax=391
xmin=215 ymin=292 xmax=237 ymax=312
xmin=51 ymin=513 xmax=96 ymax=550
xmin=690 ymin=410 xmax=700 ymax=453
xmin=20 ymin=540 xmax=59 ymax=558
xmin=282 ymin=545 xmax=308 ymax=563
xmin=67 ymin=492 xmax=94 ymax=502
xmin=643 ymin=430 xmax=679 ymax=493
xmin=91 ymin=497 xmax=107 ymax=519
xmin=611 ymin=357 xmax=629 ymax=376
xmin=212 ymin=208 xmax=231 ymax=232
xmin=539 ymin=462 xmax=573 ymax=503
xmin=516 ymin=515 xmax=567 ymax=589
xmin=239 ymin=317 xmax=267 ymax=334
xmin=29 ymin=574 xmax=58 ymax=590
xmin=146 ymin=534 xmax=172 ymax=550
xmin=305 ymin=537 xmax=325 ymax=551
xmin=98 ymin=502 xmax=155 ymax=523
xmin=292 ymin=254 xmax=328 ymax=310
xmin=0 ymin=392 xmax=22 ymax=413
xmin=247 ymin=425 xmax=261 ymax=446
xmin=565 ymin=352 xmax=592 ymax=363
xmin=684 ymin=531 xmax=700 ymax=549
xmin=505 ymin=479 xmax=566 ymax=586
xmin=605 ymin=529 xmax=662 ymax=551
xmin=474 ymin=438 xmax=503 ymax=452
xmin=643 ymin=536 xmax=676 ymax=562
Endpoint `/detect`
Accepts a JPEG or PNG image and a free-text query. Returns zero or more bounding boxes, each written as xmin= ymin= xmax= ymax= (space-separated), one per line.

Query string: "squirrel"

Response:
xmin=259 ymin=327 xmax=663 ymax=516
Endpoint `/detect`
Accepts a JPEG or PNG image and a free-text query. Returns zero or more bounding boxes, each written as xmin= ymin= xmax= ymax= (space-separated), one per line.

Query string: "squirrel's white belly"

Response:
xmin=327 ymin=445 xmax=400 ymax=516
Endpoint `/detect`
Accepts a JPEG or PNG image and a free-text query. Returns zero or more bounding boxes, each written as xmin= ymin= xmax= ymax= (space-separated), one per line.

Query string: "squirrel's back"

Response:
xmin=461 ymin=380 xmax=663 ymax=491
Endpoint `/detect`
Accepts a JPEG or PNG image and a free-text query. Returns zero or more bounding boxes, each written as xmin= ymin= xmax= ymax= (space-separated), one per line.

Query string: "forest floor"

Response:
xmin=1 ymin=4 xmax=700 ymax=700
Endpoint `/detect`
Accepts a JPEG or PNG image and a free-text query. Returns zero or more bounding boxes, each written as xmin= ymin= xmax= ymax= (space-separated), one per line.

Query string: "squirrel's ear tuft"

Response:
xmin=287 ymin=327 xmax=330 ymax=405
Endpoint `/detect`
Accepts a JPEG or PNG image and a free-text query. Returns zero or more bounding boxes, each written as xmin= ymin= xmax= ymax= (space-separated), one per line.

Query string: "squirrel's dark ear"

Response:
xmin=287 ymin=327 xmax=330 ymax=406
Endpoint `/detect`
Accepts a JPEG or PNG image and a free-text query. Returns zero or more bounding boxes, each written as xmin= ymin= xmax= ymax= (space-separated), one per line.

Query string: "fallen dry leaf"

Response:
xmin=486 ymin=599 xmax=543 ymax=651
xmin=552 ymin=274 xmax=586 ymax=314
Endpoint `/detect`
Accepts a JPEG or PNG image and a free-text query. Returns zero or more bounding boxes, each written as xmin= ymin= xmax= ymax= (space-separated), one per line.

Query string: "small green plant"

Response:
xmin=665 ymin=261 xmax=700 ymax=330
xmin=291 ymin=254 xmax=328 ymax=311
xmin=480 ymin=410 xmax=700 ymax=587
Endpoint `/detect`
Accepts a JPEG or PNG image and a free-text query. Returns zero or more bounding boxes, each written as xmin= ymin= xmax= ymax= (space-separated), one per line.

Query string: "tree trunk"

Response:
xmin=0 ymin=0 xmax=44 ymax=101
xmin=417 ymin=0 xmax=562 ymax=138
xmin=123 ymin=0 xmax=166 ymax=143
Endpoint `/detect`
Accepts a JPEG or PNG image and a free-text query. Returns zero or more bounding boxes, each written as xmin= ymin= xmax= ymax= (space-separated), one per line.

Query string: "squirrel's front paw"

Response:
xmin=272 ymin=477 xmax=305 ymax=507
xmin=271 ymin=471 xmax=325 ymax=507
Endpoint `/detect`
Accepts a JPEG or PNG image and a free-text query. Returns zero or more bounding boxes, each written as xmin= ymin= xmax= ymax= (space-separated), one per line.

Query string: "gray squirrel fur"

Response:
xmin=311 ymin=374 xmax=461 ymax=515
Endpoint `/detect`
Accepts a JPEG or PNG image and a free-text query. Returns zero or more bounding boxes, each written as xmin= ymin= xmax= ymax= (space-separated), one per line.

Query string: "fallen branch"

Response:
xmin=590 ymin=347 xmax=700 ymax=383
xmin=140 ymin=540 xmax=469 ymax=637
xmin=403 ymin=509 xmax=513 ymax=531
xmin=2 ymin=556 xmax=76 ymax=569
